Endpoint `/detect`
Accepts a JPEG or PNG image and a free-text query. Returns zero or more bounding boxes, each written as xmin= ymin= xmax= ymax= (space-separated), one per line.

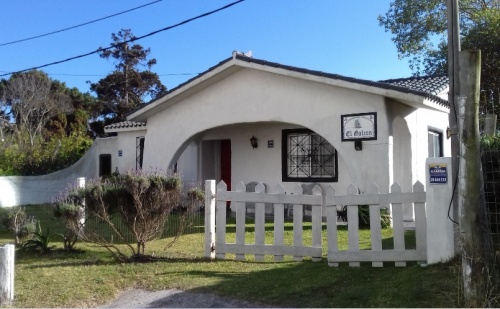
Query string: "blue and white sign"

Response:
xmin=429 ymin=163 xmax=448 ymax=184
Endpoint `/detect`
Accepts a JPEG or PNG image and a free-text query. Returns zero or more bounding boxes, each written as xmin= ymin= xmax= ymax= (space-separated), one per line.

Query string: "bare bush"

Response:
xmin=0 ymin=207 xmax=37 ymax=246
xmin=55 ymin=171 xmax=196 ymax=261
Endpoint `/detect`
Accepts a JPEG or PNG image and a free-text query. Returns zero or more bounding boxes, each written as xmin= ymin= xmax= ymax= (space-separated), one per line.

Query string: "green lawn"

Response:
xmin=0 ymin=205 xmax=461 ymax=308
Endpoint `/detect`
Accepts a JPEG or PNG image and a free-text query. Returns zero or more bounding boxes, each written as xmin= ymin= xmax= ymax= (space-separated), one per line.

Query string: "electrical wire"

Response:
xmin=0 ymin=0 xmax=163 ymax=47
xmin=0 ymin=0 xmax=245 ymax=77
xmin=447 ymin=89 xmax=460 ymax=225
xmin=15 ymin=73 xmax=198 ymax=77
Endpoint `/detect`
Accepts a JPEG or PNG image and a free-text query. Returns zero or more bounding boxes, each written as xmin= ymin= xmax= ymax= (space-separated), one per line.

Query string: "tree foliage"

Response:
xmin=89 ymin=29 xmax=167 ymax=136
xmin=378 ymin=1 xmax=500 ymax=113
xmin=378 ymin=0 xmax=500 ymax=73
xmin=0 ymin=71 xmax=95 ymax=175
xmin=1 ymin=71 xmax=73 ymax=147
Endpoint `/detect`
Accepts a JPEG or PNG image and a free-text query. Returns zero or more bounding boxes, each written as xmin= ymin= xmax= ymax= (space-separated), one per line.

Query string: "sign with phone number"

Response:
xmin=429 ymin=163 xmax=448 ymax=184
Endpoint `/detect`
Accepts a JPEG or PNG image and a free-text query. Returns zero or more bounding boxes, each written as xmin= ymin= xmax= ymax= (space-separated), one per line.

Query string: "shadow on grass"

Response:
xmin=160 ymin=258 xmax=460 ymax=308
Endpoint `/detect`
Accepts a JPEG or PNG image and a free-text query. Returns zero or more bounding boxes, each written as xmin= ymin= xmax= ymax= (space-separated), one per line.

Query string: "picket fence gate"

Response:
xmin=204 ymin=180 xmax=427 ymax=267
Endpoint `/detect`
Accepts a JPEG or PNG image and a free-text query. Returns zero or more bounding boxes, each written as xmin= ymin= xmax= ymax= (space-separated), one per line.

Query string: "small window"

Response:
xmin=282 ymin=129 xmax=338 ymax=182
xmin=428 ymin=130 xmax=443 ymax=157
xmin=136 ymin=137 xmax=145 ymax=170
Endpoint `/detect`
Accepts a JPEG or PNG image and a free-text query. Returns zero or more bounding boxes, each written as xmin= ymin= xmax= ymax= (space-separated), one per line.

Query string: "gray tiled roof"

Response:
xmin=104 ymin=121 xmax=146 ymax=130
xmin=379 ymin=76 xmax=449 ymax=96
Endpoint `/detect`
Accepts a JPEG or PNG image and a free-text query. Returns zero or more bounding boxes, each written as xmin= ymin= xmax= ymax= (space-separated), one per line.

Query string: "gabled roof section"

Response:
xmin=379 ymin=76 xmax=449 ymax=96
xmin=127 ymin=52 xmax=449 ymax=121
xmin=104 ymin=121 xmax=147 ymax=133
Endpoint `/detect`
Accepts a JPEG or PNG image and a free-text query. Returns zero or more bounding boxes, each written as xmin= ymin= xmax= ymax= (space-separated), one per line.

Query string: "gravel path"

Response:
xmin=99 ymin=289 xmax=272 ymax=308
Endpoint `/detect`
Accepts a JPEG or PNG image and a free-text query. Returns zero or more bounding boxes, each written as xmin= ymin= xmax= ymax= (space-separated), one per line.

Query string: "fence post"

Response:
xmin=77 ymin=177 xmax=85 ymax=238
xmin=204 ymin=180 xmax=216 ymax=259
xmin=425 ymin=157 xmax=456 ymax=264
xmin=0 ymin=244 xmax=15 ymax=304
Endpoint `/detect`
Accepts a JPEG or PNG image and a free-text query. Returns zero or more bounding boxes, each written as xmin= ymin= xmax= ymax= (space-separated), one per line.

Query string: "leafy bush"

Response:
xmin=21 ymin=223 xmax=54 ymax=254
xmin=0 ymin=131 xmax=93 ymax=176
xmin=0 ymin=207 xmax=38 ymax=246
xmin=187 ymin=188 xmax=205 ymax=211
xmin=481 ymin=133 xmax=500 ymax=150
xmin=53 ymin=202 xmax=84 ymax=250
xmin=358 ymin=205 xmax=392 ymax=229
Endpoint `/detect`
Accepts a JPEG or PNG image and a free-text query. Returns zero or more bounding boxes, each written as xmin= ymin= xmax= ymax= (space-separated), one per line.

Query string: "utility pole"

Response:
xmin=458 ymin=50 xmax=491 ymax=307
xmin=447 ymin=2 xmax=491 ymax=305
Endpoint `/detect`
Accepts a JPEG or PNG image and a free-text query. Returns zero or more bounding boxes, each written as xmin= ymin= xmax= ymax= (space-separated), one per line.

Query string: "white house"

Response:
xmin=97 ymin=51 xmax=450 ymax=221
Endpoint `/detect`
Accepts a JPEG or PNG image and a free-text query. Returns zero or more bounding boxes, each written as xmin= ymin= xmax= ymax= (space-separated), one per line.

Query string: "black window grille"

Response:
xmin=136 ymin=137 xmax=145 ymax=170
xmin=282 ymin=129 xmax=338 ymax=182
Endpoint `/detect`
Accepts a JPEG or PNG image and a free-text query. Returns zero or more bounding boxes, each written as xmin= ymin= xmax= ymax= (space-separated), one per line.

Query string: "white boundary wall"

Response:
xmin=0 ymin=141 xmax=101 ymax=207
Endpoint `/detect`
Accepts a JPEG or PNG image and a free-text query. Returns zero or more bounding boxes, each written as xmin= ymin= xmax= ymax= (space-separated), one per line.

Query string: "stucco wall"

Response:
xmin=199 ymin=122 xmax=351 ymax=194
xmin=112 ymin=130 xmax=147 ymax=174
xmin=0 ymin=139 xmax=107 ymax=207
xmin=142 ymin=68 xmax=395 ymax=194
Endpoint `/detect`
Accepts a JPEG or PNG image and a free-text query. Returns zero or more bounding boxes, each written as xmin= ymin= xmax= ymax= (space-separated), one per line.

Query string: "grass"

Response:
xmin=0 ymin=205 xmax=461 ymax=308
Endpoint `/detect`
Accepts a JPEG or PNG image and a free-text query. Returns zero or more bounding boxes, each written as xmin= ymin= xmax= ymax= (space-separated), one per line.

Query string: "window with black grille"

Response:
xmin=136 ymin=136 xmax=145 ymax=170
xmin=282 ymin=129 xmax=338 ymax=182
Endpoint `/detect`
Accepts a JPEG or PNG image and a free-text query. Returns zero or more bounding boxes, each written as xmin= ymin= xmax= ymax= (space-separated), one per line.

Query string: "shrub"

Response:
xmin=0 ymin=131 xmax=93 ymax=176
xmin=481 ymin=133 xmax=500 ymax=150
xmin=187 ymin=188 xmax=205 ymax=211
xmin=0 ymin=207 xmax=37 ymax=246
xmin=55 ymin=170 xmax=195 ymax=261
xmin=358 ymin=205 xmax=392 ymax=229
xmin=21 ymin=223 xmax=54 ymax=254
xmin=53 ymin=202 xmax=84 ymax=250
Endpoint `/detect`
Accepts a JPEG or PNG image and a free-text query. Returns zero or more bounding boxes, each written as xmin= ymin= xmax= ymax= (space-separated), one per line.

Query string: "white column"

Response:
xmin=204 ymin=180 xmax=216 ymax=259
xmin=426 ymin=157 xmax=457 ymax=264
xmin=0 ymin=244 xmax=15 ymax=304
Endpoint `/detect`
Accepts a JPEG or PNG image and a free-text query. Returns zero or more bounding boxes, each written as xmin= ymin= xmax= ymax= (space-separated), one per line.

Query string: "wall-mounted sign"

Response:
xmin=118 ymin=150 xmax=123 ymax=157
xmin=429 ymin=163 xmax=448 ymax=184
xmin=268 ymin=140 xmax=274 ymax=148
xmin=341 ymin=112 xmax=377 ymax=141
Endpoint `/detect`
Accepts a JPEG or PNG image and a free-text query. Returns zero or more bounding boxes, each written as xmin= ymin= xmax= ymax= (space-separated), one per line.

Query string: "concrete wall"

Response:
xmin=0 ymin=138 xmax=109 ymax=207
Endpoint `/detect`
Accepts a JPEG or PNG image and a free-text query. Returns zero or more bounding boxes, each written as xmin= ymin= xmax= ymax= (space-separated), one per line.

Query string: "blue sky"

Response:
xmin=0 ymin=0 xmax=413 ymax=94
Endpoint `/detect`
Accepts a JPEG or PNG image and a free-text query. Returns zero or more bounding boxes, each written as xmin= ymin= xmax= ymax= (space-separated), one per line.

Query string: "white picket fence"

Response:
xmin=204 ymin=180 xmax=427 ymax=267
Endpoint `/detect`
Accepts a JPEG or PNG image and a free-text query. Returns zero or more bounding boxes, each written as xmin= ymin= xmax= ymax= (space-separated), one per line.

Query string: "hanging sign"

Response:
xmin=341 ymin=112 xmax=377 ymax=141
xmin=429 ymin=163 xmax=448 ymax=184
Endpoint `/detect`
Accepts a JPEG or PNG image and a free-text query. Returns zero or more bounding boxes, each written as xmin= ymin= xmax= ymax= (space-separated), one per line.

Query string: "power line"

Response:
xmin=0 ymin=0 xmax=163 ymax=47
xmin=10 ymin=72 xmax=198 ymax=77
xmin=0 ymin=0 xmax=244 ymax=78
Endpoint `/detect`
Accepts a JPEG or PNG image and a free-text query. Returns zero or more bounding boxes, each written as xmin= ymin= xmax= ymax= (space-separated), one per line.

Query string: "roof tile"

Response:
xmin=104 ymin=121 xmax=147 ymax=130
